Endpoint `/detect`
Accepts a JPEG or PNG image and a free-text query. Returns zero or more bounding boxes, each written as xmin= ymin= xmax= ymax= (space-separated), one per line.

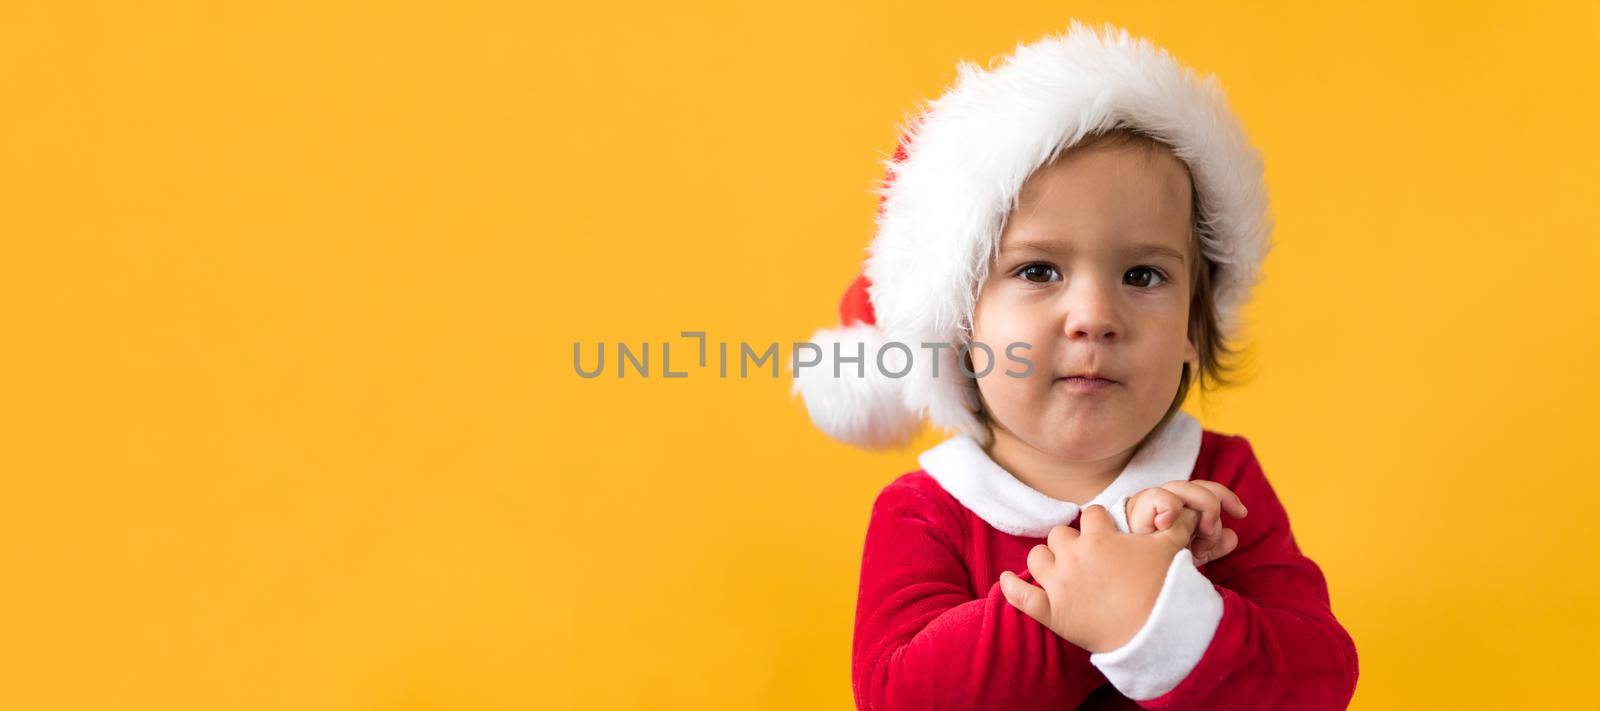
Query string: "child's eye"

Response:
xmin=1015 ymin=263 xmax=1061 ymax=283
xmin=1125 ymin=266 xmax=1169 ymax=289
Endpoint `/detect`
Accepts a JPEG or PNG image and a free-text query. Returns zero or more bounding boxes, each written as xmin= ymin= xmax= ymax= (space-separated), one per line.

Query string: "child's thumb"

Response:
xmin=1159 ymin=508 xmax=1202 ymax=548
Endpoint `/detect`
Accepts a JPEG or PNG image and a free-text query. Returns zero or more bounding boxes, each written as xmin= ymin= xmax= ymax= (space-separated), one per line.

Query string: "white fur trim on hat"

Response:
xmin=790 ymin=323 xmax=923 ymax=450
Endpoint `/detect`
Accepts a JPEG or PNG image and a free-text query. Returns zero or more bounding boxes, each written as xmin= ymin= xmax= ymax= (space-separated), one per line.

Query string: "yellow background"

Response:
xmin=3 ymin=1 xmax=1597 ymax=708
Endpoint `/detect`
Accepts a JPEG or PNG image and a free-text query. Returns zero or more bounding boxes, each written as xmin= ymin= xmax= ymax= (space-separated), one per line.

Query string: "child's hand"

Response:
xmin=998 ymin=504 xmax=1200 ymax=653
xmin=1124 ymin=480 xmax=1248 ymax=566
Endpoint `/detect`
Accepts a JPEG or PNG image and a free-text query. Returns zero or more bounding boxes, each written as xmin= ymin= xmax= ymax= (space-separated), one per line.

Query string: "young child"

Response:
xmin=792 ymin=22 xmax=1359 ymax=710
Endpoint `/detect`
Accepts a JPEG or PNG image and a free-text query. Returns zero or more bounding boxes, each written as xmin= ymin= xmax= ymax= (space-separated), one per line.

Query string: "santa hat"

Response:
xmin=791 ymin=20 xmax=1274 ymax=451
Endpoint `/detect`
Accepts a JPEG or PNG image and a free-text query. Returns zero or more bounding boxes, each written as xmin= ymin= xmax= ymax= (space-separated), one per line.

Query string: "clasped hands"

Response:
xmin=999 ymin=480 xmax=1247 ymax=653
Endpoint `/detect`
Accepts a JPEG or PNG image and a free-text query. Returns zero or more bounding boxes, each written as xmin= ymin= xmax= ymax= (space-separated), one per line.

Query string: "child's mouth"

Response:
xmin=1055 ymin=376 xmax=1119 ymax=394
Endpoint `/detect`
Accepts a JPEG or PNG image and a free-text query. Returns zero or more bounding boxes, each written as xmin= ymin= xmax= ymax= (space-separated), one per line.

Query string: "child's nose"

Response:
xmin=1062 ymin=280 xmax=1122 ymax=342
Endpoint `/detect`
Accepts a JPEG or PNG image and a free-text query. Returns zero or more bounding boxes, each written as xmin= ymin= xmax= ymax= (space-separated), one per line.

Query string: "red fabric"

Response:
xmin=851 ymin=430 xmax=1359 ymax=710
xmin=840 ymin=274 xmax=876 ymax=326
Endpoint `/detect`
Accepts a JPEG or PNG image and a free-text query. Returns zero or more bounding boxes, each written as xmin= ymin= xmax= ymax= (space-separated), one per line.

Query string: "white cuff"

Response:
xmin=1089 ymin=548 xmax=1223 ymax=700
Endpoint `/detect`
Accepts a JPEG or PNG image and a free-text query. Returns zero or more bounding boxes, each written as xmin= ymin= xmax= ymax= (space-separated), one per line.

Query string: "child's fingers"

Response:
xmin=1157 ymin=481 xmax=1223 ymax=536
xmin=999 ymin=571 xmax=1052 ymax=625
xmin=1189 ymin=480 xmax=1248 ymax=519
xmin=1027 ymin=543 xmax=1057 ymax=583
xmin=1190 ymin=525 xmax=1225 ymax=562
xmin=1127 ymin=488 xmax=1185 ymax=534
xmin=1047 ymin=523 xmax=1079 ymax=551
xmin=1078 ymin=504 xmax=1117 ymax=534
xmin=1193 ymin=526 xmax=1239 ymax=566
xmin=1157 ymin=507 xmax=1201 ymax=549
xmin=1216 ymin=527 xmax=1239 ymax=559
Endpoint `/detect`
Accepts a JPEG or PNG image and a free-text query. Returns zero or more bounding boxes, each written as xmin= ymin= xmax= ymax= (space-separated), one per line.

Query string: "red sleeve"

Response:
xmin=851 ymin=478 xmax=1106 ymax=710
xmin=1138 ymin=436 xmax=1360 ymax=710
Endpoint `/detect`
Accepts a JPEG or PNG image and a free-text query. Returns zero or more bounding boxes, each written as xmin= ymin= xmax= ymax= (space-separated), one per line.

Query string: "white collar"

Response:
xmin=917 ymin=411 xmax=1203 ymax=538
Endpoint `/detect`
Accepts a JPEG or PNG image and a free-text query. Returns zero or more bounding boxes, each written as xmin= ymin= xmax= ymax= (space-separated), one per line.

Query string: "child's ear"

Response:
xmin=1183 ymin=335 xmax=1199 ymax=365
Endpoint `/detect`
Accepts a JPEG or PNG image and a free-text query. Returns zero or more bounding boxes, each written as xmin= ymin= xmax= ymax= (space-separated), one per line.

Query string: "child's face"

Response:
xmin=971 ymin=141 xmax=1198 ymax=463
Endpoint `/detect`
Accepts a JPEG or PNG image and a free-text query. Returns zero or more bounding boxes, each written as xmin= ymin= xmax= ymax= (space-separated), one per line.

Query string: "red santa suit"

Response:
xmin=850 ymin=411 xmax=1359 ymax=710
xmin=782 ymin=21 xmax=1361 ymax=710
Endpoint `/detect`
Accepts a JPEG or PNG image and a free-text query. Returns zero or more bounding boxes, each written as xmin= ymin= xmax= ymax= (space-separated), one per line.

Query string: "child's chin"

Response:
xmin=1031 ymin=417 xmax=1135 ymax=461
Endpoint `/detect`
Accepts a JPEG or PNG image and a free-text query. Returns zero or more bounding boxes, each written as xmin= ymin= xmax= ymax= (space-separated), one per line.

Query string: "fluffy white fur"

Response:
xmin=790 ymin=323 xmax=923 ymax=450
xmin=800 ymin=20 xmax=1274 ymax=450
xmin=916 ymin=409 xmax=1201 ymax=537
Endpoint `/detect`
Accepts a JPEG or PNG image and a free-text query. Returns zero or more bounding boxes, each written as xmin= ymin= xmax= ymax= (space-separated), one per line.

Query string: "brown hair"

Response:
xmin=970 ymin=127 xmax=1248 ymax=452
